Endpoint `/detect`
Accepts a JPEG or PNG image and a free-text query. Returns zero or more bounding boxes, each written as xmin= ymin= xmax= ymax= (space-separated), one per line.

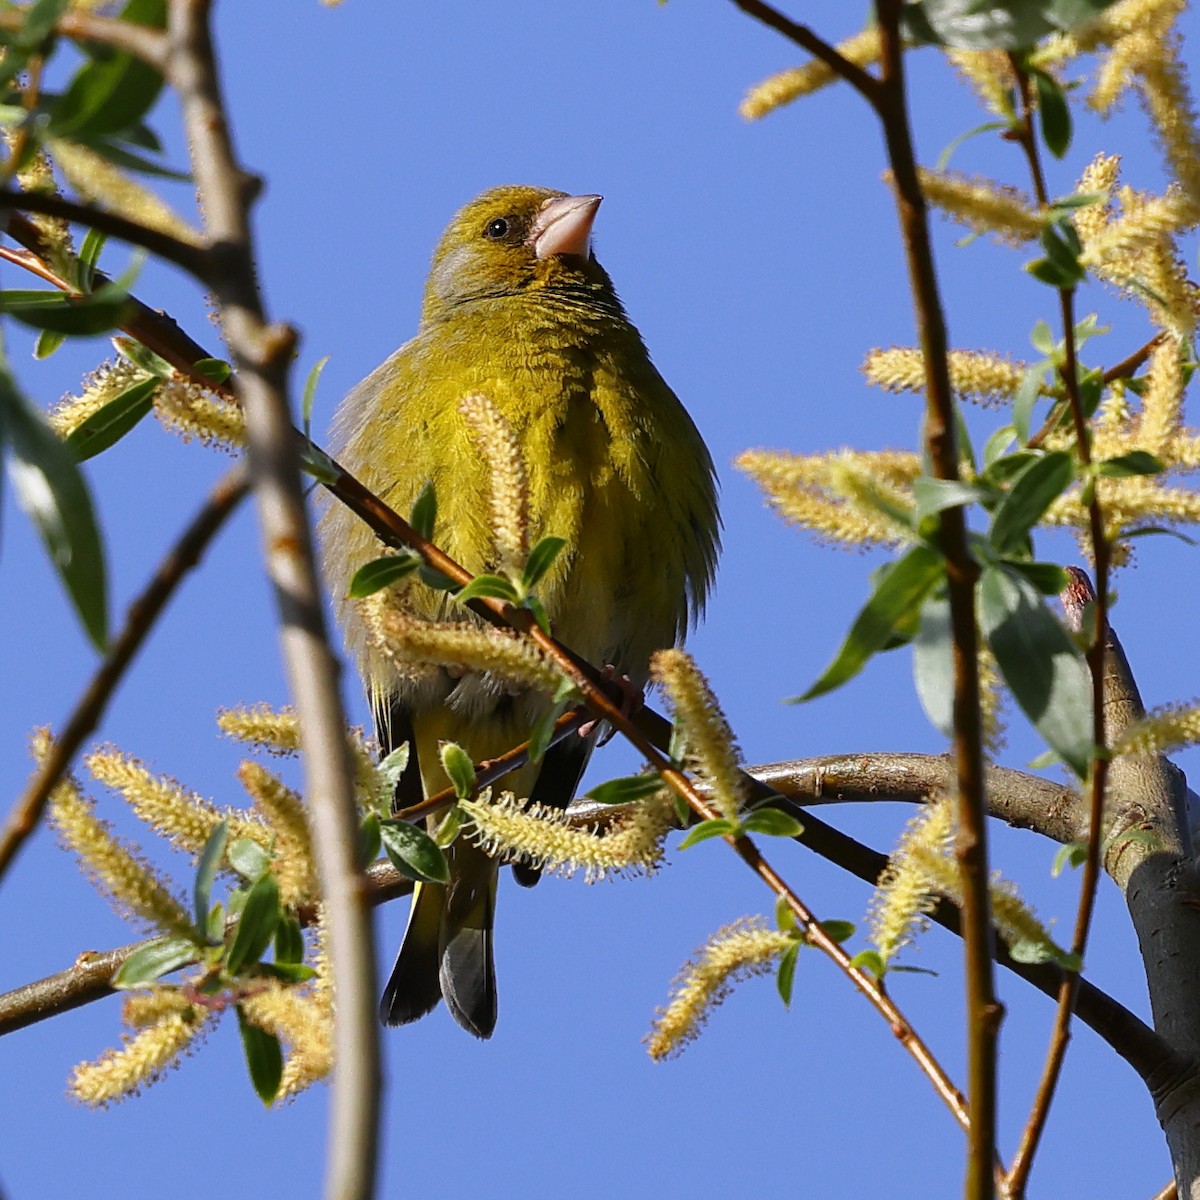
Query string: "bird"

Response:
xmin=320 ymin=185 xmax=720 ymax=1038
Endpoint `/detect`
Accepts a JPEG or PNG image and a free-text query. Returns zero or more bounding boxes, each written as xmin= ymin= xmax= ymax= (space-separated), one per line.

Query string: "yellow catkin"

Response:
xmin=1072 ymin=155 xmax=1121 ymax=248
xmin=740 ymin=27 xmax=882 ymax=119
xmin=49 ymin=361 xmax=155 ymax=439
xmin=1140 ymin=339 xmax=1185 ymax=451
xmin=459 ymin=392 xmax=529 ymax=575
xmin=48 ymin=138 xmax=200 ymax=245
xmin=1136 ymin=32 xmax=1200 ymax=214
xmin=738 ymin=448 xmax=920 ymax=549
xmin=646 ymin=918 xmax=794 ymax=1060
xmin=154 ymin=378 xmax=246 ymax=450
xmin=85 ymin=747 xmax=267 ymax=858
xmin=360 ymin=595 xmax=568 ymax=696
xmin=864 ymin=347 xmax=1031 ymax=407
xmin=238 ymin=762 xmax=316 ymax=907
xmin=240 ymin=981 xmax=333 ymax=1102
xmin=978 ymin=645 xmax=1007 ymax=760
xmin=912 ymin=168 xmax=1043 ymax=244
xmin=70 ymin=1012 xmax=213 ymax=1106
xmin=651 ymin=649 xmax=744 ymax=822
xmin=461 ymin=790 xmax=675 ymax=881
xmin=946 ymin=49 xmax=1015 ymax=116
xmin=8 ymin=139 xmax=74 ymax=273
xmin=278 ymin=910 xmax=334 ymax=1101
xmin=121 ymin=989 xmax=195 ymax=1029
xmin=42 ymin=746 xmax=190 ymax=933
xmin=1113 ymin=700 xmax=1200 ymax=756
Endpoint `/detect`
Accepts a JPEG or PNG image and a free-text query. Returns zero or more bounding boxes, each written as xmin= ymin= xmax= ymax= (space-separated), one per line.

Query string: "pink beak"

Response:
xmin=529 ymin=193 xmax=602 ymax=261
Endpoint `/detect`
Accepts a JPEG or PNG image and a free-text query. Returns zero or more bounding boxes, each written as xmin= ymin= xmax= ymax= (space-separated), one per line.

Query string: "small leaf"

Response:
xmin=817 ymin=919 xmax=856 ymax=944
xmin=113 ymin=936 xmax=198 ymax=987
xmin=193 ymin=820 xmax=229 ymax=935
xmin=11 ymin=0 xmax=72 ymax=48
xmin=262 ymin=961 xmax=317 ymax=984
xmin=456 ymin=573 xmax=520 ymax=605
xmin=913 ymin=595 xmax=953 ymax=738
xmin=1007 ymin=936 xmax=1061 ymax=965
xmin=912 ymin=476 xmax=993 ymax=522
xmin=676 ymin=817 xmax=735 ymax=850
xmin=439 ymin=741 xmax=477 ymax=799
xmin=347 ymin=552 xmax=420 ymax=598
xmin=1032 ymin=68 xmax=1072 ymax=158
xmin=236 ymin=1005 xmax=283 ymax=1105
xmin=797 ymin=544 xmax=945 ymax=701
xmin=775 ymin=895 xmax=797 ymax=933
xmin=418 ymin=563 xmax=458 ymax=591
xmin=524 ymin=594 xmax=552 ymax=635
xmin=849 ymin=949 xmax=886 ymax=977
xmin=1003 ymin=560 xmax=1071 ymax=595
xmin=740 ymin=808 xmax=804 ymax=838
xmin=227 ymin=837 xmax=271 ymax=883
xmin=979 ymin=564 xmax=1093 ymax=777
xmin=528 ymin=699 xmax=570 ymax=766
xmin=359 ymin=811 xmax=382 ymax=867
xmin=375 ymin=742 xmax=410 ymax=814
xmin=206 ymin=901 xmax=226 ymax=944
xmin=191 ymin=357 xmax=231 ymax=383
xmin=114 ymin=336 xmax=174 ymax=378
xmin=1025 ymin=257 xmax=1077 ymax=289
xmin=433 ymin=805 xmax=462 ymax=848
xmin=379 ymin=819 xmax=450 ymax=883
xmin=936 ymin=119 xmax=1012 ymax=170
xmin=225 ymin=873 xmax=280 ymax=975
xmin=0 ymin=284 xmax=132 ymax=335
xmin=776 ymin=942 xmax=800 ymax=1007
xmin=274 ymin=916 xmax=304 ymax=965
xmin=74 ymin=228 xmax=108 ymax=292
xmin=2 ymin=374 xmax=108 ymax=648
xmin=300 ymin=354 xmax=329 ymax=438
xmin=1119 ymin=525 xmax=1198 ymax=546
xmin=521 ymin=535 xmax=566 ymax=592
xmin=1012 ymin=365 xmax=1048 ymax=444
xmin=585 ymin=773 xmax=666 ymax=806
xmin=65 ymin=376 xmax=158 ymax=462
xmin=989 ymin=450 xmax=1075 ymax=555
xmin=410 ymin=481 xmax=437 ymax=540
xmin=1094 ymin=450 xmax=1163 ymax=478
xmin=1051 ymin=840 xmax=1087 ymax=877
xmin=35 ymin=329 xmax=67 ymax=359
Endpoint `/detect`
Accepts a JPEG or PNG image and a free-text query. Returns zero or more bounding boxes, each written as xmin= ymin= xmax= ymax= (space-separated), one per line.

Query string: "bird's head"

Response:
xmin=421 ymin=185 xmax=614 ymax=320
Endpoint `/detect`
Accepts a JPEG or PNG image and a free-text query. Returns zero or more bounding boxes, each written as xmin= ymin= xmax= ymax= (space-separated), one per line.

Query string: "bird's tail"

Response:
xmin=380 ymin=839 xmax=498 ymax=1038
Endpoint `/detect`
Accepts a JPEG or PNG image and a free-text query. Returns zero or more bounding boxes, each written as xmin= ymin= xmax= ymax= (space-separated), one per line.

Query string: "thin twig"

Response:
xmin=1003 ymin=68 xmax=1113 ymax=1199
xmin=165 ymin=5 xmax=379 ymax=1199
xmin=0 ymin=465 xmax=249 ymax=883
xmin=0 ymin=10 xmax=169 ymax=70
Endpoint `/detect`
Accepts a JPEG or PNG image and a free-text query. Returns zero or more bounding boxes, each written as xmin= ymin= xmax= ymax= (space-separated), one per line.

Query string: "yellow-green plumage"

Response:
xmin=321 ymin=185 xmax=719 ymax=1037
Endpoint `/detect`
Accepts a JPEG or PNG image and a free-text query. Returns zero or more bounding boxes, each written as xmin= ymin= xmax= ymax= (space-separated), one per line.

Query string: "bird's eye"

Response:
xmin=484 ymin=217 xmax=510 ymax=240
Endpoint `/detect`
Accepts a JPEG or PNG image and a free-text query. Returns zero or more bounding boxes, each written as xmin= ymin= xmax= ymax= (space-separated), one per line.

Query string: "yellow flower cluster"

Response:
xmin=740 ymin=27 xmax=883 ymax=119
xmin=459 ymin=392 xmax=530 ymax=576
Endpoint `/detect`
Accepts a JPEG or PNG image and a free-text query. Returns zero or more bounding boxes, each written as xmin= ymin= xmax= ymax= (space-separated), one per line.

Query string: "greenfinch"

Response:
xmin=321 ymin=185 xmax=719 ymax=1038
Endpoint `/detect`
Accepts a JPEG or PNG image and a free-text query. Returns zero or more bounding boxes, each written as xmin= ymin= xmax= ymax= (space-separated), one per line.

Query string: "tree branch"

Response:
xmin=0 ymin=465 xmax=249 ymax=883
xmin=0 ymin=10 xmax=169 ymax=70
xmin=165 ymin=5 xmax=379 ymax=1198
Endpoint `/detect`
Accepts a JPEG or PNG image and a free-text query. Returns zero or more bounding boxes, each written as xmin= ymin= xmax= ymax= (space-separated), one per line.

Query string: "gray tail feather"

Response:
xmin=379 ymin=881 xmax=444 ymax=1027
xmin=440 ymin=923 xmax=497 ymax=1038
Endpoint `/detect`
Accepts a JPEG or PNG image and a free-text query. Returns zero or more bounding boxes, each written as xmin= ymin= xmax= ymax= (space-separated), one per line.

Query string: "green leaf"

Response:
xmin=433 ymin=805 xmax=462 ymax=848
xmin=410 ymin=481 xmax=437 ymax=540
xmin=521 ymin=535 xmax=566 ymax=592
xmin=236 ymin=1005 xmax=283 ymax=1106
xmin=1094 ymin=450 xmax=1163 ymax=477
xmin=1012 ymin=367 xmax=1047 ymax=445
xmin=1003 ymin=560 xmax=1071 ymax=595
xmin=49 ymin=0 xmax=166 ymax=140
xmin=10 ymin=0 xmax=72 ymax=48
xmin=676 ymin=817 xmax=735 ymax=850
xmin=34 ymin=329 xmax=67 ymax=359
xmin=913 ymin=595 xmax=953 ymax=738
xmin=70 ymin=135 xmax=190 ymax=181
xmin=439 ymin=741 xmax=477 ymax=799
xmin=849 ymin=949 xmax=886 ymax=977
xmin=1007 ymin=936 xmax=1065 ymax=965
xmin=193 ymin=820 xmax=229 ymax=935
xmin=817 ymin=919 xmax=856 ymax=944
xmin=1118 ymin=525 xmax=1198 ymax=546
xmin=418 ymin=563 xmax=458 ymax=591
xmin=775 ymin=895 xmax=797 ymax=933
xmin=359 ymin=811 xmax=382 ymax=867
xmin=225 ymin=873 xmax=280 ymax=974
xmin=982 ymin=425 xmax=1017 ymax=470
xmin=1025 ymin=256 xmax=1077 ymax=289
xmin=347 ymin=552 xmax=420 ymax=598
xmin=585 ymin=773 xmax=666 ymax=806
xmin=527 ymin=698 xmax=570 ymax=766
xmin=114 ymin=335 xmax=174 ymax=378
xmin=740 ymin=808 xmax=804 ymax=838
xmin=65 ymin=376 xmax=158 ymax=462
xmin=1051 ymin=840 xmax=1087 ymax=876
xmin=1033 ymin=68 xmax=1072 ymax=158
xmin=74 ymin=228 xmax=107 ymax=292
xmin=227 ymin=837 xmax=271 ymax=883
xmin=300 ymin=354 xmax=329 ymax=438
xmin=206 ymin=900 xmax=226 ymax=943
xmin=2 ymin=373 xmax=108 ymax=648
xmin=797 ymin=544 xmax=945 ymax=701
xmin=989 ymin=450 xmax=1075 ymax=554
xmin=456 ymin=573 xmax=520 ymax=604
xmin=261 ymin=961 xmax=316 ymax=984
xmin=901 ymin=0 xmax=1122 ymax=49
xmin=776 ymin=942 xmax=800 ymax=1007
xmin=979 ymin=564 xmax=1093 ymax=777
xmin=0 ymin=284 xmax=133 ymax=335
xmin=113 ymin=936 xmax=198 ymax=987
xmin=274 ymin=916 xmax=304 ymax=965
xmin=524 ymin=593 xmax=552 ymax=635
xmin=936 ymin=120 xmax=1012 ymax=170
xmin=379 ymin=819 xmax=451 ymax=883
xmin=912 ymin=476 xmax=993 ymax=522
xmin=375 ymin=742 xmax=410 ymax=814
xmin=192 ymin=357 xmax=231 ymax=384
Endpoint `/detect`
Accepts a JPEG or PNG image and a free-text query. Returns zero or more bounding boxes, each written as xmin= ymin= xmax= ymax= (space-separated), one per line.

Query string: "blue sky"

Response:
xmin=1 ymin=3 xmax=1197 ymax=1197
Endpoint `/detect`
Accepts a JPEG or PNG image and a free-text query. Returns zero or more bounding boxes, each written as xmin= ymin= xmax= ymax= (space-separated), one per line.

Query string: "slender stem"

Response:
xmin=873 ymin=4 xmax=1000 ymax=1192
xmin=0 ymin=11 xmax=169 ymax=70
xmin=166 ymin=5 xmax=379 ymax=1199
xmin=0 ymin=466 xmax=248 ymax=883
xmin=1003 ymin=67 xmax=1113 ymax=1200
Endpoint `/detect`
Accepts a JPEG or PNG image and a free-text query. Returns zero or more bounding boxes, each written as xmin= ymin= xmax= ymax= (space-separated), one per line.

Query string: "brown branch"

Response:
xmin=728 ymin=0 xmax=882 ymax=103
xmin=0 ymin=188 xmax=208 ymax=277
xmin=0 ymin=11 xmax=169 ymax=70
xmin=166 ymin=5 xmax=378 ymax=1199
xmin=0 ymin=465 xmax=248 ymax=883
